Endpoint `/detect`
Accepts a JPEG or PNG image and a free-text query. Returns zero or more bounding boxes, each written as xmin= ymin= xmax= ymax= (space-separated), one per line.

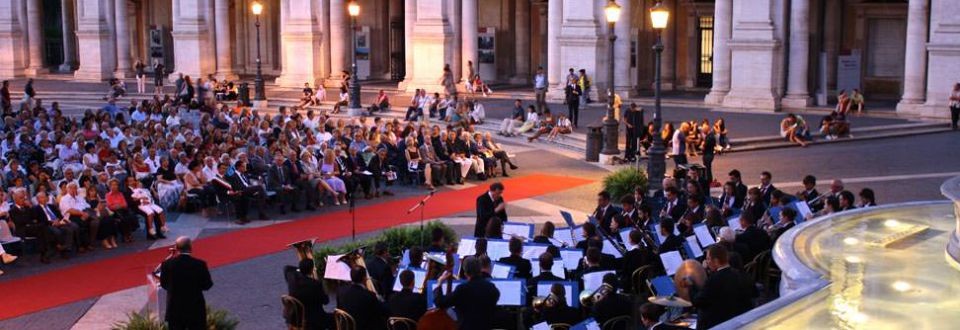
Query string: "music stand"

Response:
xmin=407 ymin=191 xmax=435 ymax=246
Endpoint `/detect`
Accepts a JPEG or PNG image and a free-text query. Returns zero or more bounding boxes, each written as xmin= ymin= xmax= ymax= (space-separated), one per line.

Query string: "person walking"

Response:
xmin=564 ymin=78 xmax=581 ymax=128
xmin=533 ymin=66 xmax=548 ymax=114
xmin=950 ymin=83 xmax=960 ymax=130
xmin=160 ymin=236 xmax=213 ymax=330
xmin=135 ymin=60 xmax=147 ymax=94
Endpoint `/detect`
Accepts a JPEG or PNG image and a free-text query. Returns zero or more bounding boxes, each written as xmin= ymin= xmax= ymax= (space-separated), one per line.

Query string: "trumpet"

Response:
xmin=580 ymin=283 xmax=614 ymax=308
xmin=532 ymin=293 xmax=560 ymax=311
xmin=288 ymin=238 xmax=317 ymax=279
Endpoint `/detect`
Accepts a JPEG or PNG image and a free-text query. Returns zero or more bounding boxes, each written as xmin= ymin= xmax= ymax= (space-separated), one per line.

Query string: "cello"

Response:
xmin=417 ymin=246 xmax=457 ymax=330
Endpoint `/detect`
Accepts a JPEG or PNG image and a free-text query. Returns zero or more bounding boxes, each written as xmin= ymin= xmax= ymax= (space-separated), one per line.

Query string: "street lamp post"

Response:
xmin=600 ymin=1 xmax=622 ymax=163
xmin=251 ymin=1 xmax=266 ymax=108
xmin=347 ymin=1 xmax=362 ymax=116
xmin=647 ymin=1 xmax=670 ymax=196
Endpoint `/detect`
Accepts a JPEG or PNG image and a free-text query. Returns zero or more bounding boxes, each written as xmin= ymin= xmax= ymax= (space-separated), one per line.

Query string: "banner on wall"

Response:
xmin=837 ymin=49 xmax=861 ymax=95
xmin=478 ymin=27 xmax=496 ymax=82
xmin=355 ymin=26 xmax=371 ymax=80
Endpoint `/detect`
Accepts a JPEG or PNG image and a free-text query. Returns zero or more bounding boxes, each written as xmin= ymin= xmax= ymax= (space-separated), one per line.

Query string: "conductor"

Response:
xmin=475 ymin=182 xmax=507 ymax=237
xmin=160 ymin=236 xmax=213 ymax=330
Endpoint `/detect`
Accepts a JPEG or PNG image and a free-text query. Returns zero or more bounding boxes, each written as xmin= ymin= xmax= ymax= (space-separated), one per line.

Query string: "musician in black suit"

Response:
xmin=227 ymin=160 xmax=268 ymax=224
xmin=498 ymin=237 xmax=532 ymax=279
xmin=365 ymin=242 xmax=394 ymax=296
xmin=538 ymin=283 xmax=582 ymax=326
xmin=735 ymin=212 xmax=772 ymax=262
xmin=657 ymin=219 xmax=683 ymax=253
xmin=770 ymin=208 xmax=798 ymax=242
xmin=620 ymin=229 xmax=657 ymax=292
xmin=267 ymin=155 xmax=300 ymax=214
xmin=679 ymin=195 xmax=705 ymax=235
xmin=757 ymin=171 xmax=777 ymax=206
xmin=576 ymin=222 xmax=600 ymax=251
xmin=616 ymin=195 xmax=641 ymax=231
xmin=475 ymin=182 xmax=506 ymax=238
xmin=718 ymin=181 xmax=743 ymax=212
xmin=798 ymin=175 xmax=823 ymax=212
xmin=591 ymin=273 xmax=631 ymax=328
xmin=532 ymin=221 xmax=555 ymax=245
xmin=661 ymin=187 xmax=686 ymax=221
xmin=592 ymin=191 xmax=620 ymax=234
xmin=435 ymin=256 xmax=500 ymax=330
xmin=336 ymin=266 xmax=388 ymax=330
xmin=530 ymin=254 xmax=563 ymax=285
xmin=160 ymin=237 xmax=213 ymax=330
xmin=694 ymin=245 xmax=755 ymax=330
xmin=728 ymin=170 xmax=748 ymax=204
xmin=284 ymin=259 xmax=329 ymax=330
xmin=640 ymin=303 xmax=689 ymax=330
xmin=387 ymin=269 xmax=427 ymax=321
xmin=742 ymin=188 xmax=768 ymax=224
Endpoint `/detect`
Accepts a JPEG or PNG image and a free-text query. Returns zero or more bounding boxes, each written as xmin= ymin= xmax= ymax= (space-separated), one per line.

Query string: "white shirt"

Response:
xmin=525 ymin=112 xmax=539 ymax=123
xmin=534 ymin=73 xmax=547 ymax=89
xmin=131 ymin=110 xmax=147 ymax=122
xmin=671 ymin=130 xmax=684 ymax=156
xmin=202 ymin=165 xmax=219 ymax=182
xmin=59 ymin=193 xmax=91 ymax=214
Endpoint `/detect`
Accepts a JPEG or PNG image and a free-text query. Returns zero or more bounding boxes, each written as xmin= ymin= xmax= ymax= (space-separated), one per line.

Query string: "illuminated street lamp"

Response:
xmin=600 ymin=0 xmax=622 ymax=162
xmin=647 ymin=0 xmax=670 ymax=197
xmin=251 ymin=1 xmax=266 ymax=107
xmin=347 ymin=1 xmax=362 ymax=114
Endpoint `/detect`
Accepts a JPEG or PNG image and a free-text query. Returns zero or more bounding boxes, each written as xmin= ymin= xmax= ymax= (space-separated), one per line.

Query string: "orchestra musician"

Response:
xmin=616 ymin=195 xmax=640 ymax=231
xmin=283 ymin=258 xmax=329 ymax=330
xmin=537 ymin=283 xmax=582 ymax=326
xmin=335 ymin=266 xmax=388 ymax=330
xmin=620 ymin=229 xmax=658 ymax=293
xmin=497 ymin=237 xmax=532 ymax=279
xmin=475 ymin=183 xmax=507 ymax=238
xmin=591 ymin=273 xmax=632 ymax=328
xmin=532 ymin=221 xmax=556 ymax=245
xmin=592 ymin=191 xmax=620 ymax=234
xmin=434 ymin=256 xmax=500 ymax=330
xmin=364 ymin=242 xmax=394 ymax=296
xmin=387 ymin=269 xmax=427 ymax=321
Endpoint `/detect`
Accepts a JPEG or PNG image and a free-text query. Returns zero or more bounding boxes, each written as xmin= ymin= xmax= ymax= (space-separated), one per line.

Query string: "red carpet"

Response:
xmin=0 ymin=173 xmax=592 ymax=320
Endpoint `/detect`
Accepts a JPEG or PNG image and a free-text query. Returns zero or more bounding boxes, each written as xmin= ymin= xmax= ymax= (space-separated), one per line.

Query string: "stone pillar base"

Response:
xmin=896 ymin=100 xmax=925 ymax=115
xmin=704 ymin=91 xmax=728 ymax=105
xmin=599 ymin=153 xmax=618 ymax=165
xmin=782 ymin=95 xmax=813 ymax=108
xmin=722 ymin=92 xmax=781 ymax=112
xmin=113 ymin=70 xmax=131 ymax=79
xmin=24 ymin=67 xmax=47 ymax=77
xmin=216 ymin=72 xmax=240 ymax=81
xmin=252 ymin=100 xmax=269 ymax=110
xmin=58 ymin=63 xmax=77 ymax=72
xmin=348 ymin=107 xmax=365 ymax=117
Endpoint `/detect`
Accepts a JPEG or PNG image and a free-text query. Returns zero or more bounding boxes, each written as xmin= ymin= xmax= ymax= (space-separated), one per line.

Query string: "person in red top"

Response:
xmin=106 ymin=179 xmax=140 ymax=242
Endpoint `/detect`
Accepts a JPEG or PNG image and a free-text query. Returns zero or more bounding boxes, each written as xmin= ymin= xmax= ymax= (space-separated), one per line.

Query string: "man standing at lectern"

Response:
xmin=475 ymin=183 xmax=507 ymax=238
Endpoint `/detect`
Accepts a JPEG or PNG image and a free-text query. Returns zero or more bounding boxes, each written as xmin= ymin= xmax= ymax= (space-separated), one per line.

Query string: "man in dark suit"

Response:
xmin=661 ymin=187 xmax=687 ymax=222
xmin=757 ymin=171 xmax=777 ymax=206
xmin=735 ymin=212 xmax=772 ymax=262
xmin=530 ymin=254 xmax=564 ymax=285
xmin=160 ymin=237 xmax=213 ymax=330
xmin=694 ymin=245 xmax=755 ymax=330
xmin=591 ymin=273 xmax=632 ymax=328
xmin=701 ymin=125 xmax=717 ymax=184
xmin=639 ymin=303 xmax=689 ymax=330
xmin=435 ymin=256 xmax=500 ymax=330
xmin=658 ymin=219 xmax=683 ymax=254
xmin=798 ymin=175 xmax=823 ymax=212
xmin=620 ymin=229 xmax=657 ymax=292
xmin=387 ymin=269 xmax=427 ymax=321
xmin=227 ymin=160 xmax=268 ymax=224
xmin=33 ymin=192 xmax=77 ymax=260
xmin=364 ymin=242 xmax=393 ymax=296
xmin=267 ymin=154 xmax=299 ymax=214
xmin=284 ymin=259 xmax=329 ymax=330
xmin=538 ymin=283 xmax=582 ymax=326
xmin=617 ymin=195 xmax=641 ymax=231
xmin=8 ymin=190 xmax=50 ymax=262
xmin=728 ymin=170 xmax=748 ymax=204
xmin=498 ymin=237 xmax=532 ymax=279
xmin=475 ymin=182 xmax=506 ymax=237
xmin=336 ymin=266 xmax=388 ymax=330
xmin=592 ymin=191 xmax=620 ymax=235
xmin=771 ymin=208 xmax=798 ymax=242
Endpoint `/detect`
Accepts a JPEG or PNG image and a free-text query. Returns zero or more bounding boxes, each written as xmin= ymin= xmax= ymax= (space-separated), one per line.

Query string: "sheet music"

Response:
xmin=502 ymin=222 xmax=534 ymax=239
xmin=393 ymin=267 xmax=427 ymax=292
xmin=685 ymin=236 xmax=704 ymax=259
xmin=532 ymin=322 xmax=551 ymax=330
xmin=693 ymin=224 xmax=716 ymax=247
xmin=601 ymin=239 xmax=623 ymax=258
xmin=399 ymin=249 xmax=411 ymax=268
xmin=521 ymin=243 xmax=551 ymax=260
xmin=572 ymin=318 xmax=601 ymax=330
xmin=553 ymin=227 xmax=576 ymax=247
xmin=558 ymin=249 xmax=583 ymax=271
xmin=491 ymin=262 xmax=514 ymax=279
xmin=536 ymin=281 xmax=578 ymax=307
xmin=727 ymin=216 xmax=742 ymax=231
xmin=323 ymin=255 xmax=351 ymax=281
xmin=426 ymin=279 xmax=463 ymax=308
xmin=486 ymin=239 xmax=511 ymax=261
xmin=456 ymin=237 xmax=477 ymax=256
xmin=619 ymin=228 xmax=632 ymax=245
xmin=660 ymin=251 xmax=683 ymax=276
xmin=795 ymin=201 xmax=813 ymax=220
xmin=582 ymin=270 xmax=615 ymax=293
xmin=530 ymin=260 xmax=566 ymax=279
xmin=491 ymin=279 xmax=526 ymax=306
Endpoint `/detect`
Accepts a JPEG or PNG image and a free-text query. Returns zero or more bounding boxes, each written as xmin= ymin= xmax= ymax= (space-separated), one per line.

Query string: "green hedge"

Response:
xmin=602 ymin=167 xmax=649 ymax=201
xmin=313 ymin=221 xmax=458 ymax=275
xmin=111 ymin=306 xmax=238 ymax=330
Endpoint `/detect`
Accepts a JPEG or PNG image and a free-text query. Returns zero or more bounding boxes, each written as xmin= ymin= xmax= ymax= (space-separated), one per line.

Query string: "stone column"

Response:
xmin=59 ymin=0 xmax=78 ymax=71
xmin=276 ymin=0 xmax=325 ymax=87
xmin=546 ymin=0 xmax=561 ymax=93
xmin=921 ymin=0 xmax=960 ymax=117
xmin=328 ymin=0 xmax=348 ymax=84
xmin=783 ymin=0 xmax=812 ymax=107
xmin=24 ymin=0 xmax=44 ymax=76
xmin=319 ymin=0 xmax=331 ymax=82
xmin=706 ymin=0 xmax=729 ymax=103
xmin=613 ymin=0 xmax=631 ymax=95
xmin=896 ymin=0 xmax=929 ymax=113
xmin=823 ymin=0 xmax=839 ymax=93
xmin=114 ymin=0 xmax=132 ymax=78
xmin=0 ymin=0 xmax=27 ymax=78
xmin=448 ymin=0 xmax=461 ymax=82
xmin=404 ymin=0 xmax=453 ymax=92
xmin=461 ymin=0 xmax=477 ymax=82
xmin=214 ymin=0 xmax=237 ymax=80
xmin=389 ymin=0 xmax=403 ymax=80
xmin=171 ymin=0 xmax=216 ymax=80
xmin=74 ymin=0 xmax=116 ymax=81
xmin=721 ymin=0 xmax=782 ymax=111
xmin=401 ymin=0 xmax=416 ymax=88
xmin=660 ymin=0 xmax=676 ymax=90
xmin=512 ymin=0 xmax=530 ymax=84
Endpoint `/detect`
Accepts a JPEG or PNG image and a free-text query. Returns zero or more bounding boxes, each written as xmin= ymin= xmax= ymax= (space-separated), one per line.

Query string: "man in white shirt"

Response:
xmin=59 ymin=183 xmax=98 ymax=252
xmin=671 ymin=123 xmax=688 ymax=166
xmin=533 ymin=67 xmax=548 ymax=113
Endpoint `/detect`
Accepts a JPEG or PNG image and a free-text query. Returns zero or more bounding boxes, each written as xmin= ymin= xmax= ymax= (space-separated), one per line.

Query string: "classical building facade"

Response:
xmin=0 ymin=0 xmax=956 ymax=116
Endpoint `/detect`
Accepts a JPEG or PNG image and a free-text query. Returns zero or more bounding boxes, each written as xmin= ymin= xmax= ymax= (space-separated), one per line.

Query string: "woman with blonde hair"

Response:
xmin=320 ymin=149 xmax=348 ymax=205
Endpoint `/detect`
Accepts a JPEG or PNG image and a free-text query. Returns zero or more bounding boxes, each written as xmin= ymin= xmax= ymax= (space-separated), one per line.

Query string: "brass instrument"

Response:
xmin=339 ymin=248 xmax=381 ymax=299
xmin=288 ymin=238 xmax=317 ymax=279
xmin=579 ymin=283 xmax=614 ymax=308
xmin=532 ymin=293 xmax=560 ymax=311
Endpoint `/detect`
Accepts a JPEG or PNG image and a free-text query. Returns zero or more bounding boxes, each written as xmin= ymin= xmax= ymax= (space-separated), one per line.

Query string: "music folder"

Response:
xmin=794 ymin=201 xmax=813 ymax=222
xmin=491 ymin=262 xmax=515 ymax=279
xmin=582 ymin=270 xmax=615 ymax=293
xmin=683 ymin=236 xmax=704 ymax=259
xmin=425 ymin=279 xmax=464 ymax=308
xmin=456 ymin=237 xmax=477 ymax=256
xmin=571 ymin=317 xmax=601 ymax=330
xmin=490 ymin=279 xmax=526 ymax=306
xmin=693 ymin=223 xmax=716 ymax=247
xmin=560 ymin=210 xmax=577 ymax=228
xmin=659 ymin=251 xmax=683 ymax=276
xmin=323 ymin=255 xmax=351 ymax=281
xmin=552 ymin=227 xmax=576 ymax=247
xmin=536 ymin=281 xmax=579 ymax=307
xmin=486 ymin=238 xmax=511 ymax=261
xmin=502 ymin=222 xmax=535 ymax=239
xmin=726 ymin=216 xmax=742 ymax=231
xmin=649 ymin=275 xmax=677 ymax=297
xmin=521 ymin=242 xmax=552 ymax=260
xmin=558 ymin=248 xmax=583 ymax=271
xmin=393 ymin=267 xmax=427 ymax=292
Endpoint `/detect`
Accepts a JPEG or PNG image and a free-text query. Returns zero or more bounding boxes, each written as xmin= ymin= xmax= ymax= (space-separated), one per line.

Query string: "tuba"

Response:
xmin=288 ymin=238 xmax=317 ymax=279
xmin=579 ymin=283 xmax=614 ymax=308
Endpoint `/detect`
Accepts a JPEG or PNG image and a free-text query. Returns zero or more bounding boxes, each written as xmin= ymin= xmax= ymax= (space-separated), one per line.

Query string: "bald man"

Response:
xmin=160 ymin=237 xmax=213 ymax=330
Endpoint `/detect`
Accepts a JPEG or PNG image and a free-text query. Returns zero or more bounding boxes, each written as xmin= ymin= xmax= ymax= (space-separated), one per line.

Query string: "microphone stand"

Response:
xmin=407 ymin=190 xmax=435 ymax=247
xmin=350 ymin=193 xmax=357 ymax=241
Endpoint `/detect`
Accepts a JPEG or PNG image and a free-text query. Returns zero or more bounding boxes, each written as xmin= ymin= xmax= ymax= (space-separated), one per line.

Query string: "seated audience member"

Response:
xmin=735 ymin=212 xmax=772 ymax=262
xmin=131 ymin=180 xmax=168 ymax=239
xmin=694 ymin=245 xmax=756 ymax=330
xmin=657 ymin=218 xmax=684 ymax=254
xmin=387 ymin=269 xmax=427 ymax=322
xmin=370 ymin=90 xmax=390 ymax=113
xmin=779 ymin=113 xmax=808 ymax=147
xmin=336 ymin=266 xmax=388 ymax=330
xmin=547 ymin=114 xmax=573 ymax=141
xmin=59 ymin=182 xmax=100 ymax=252
xmin=35 ymin=192 xmax=78 ymax=259
xmin=284 ymin=258 xmax=330 ymax=330
xmin=498 ymin=237 xmax=532 ymax=279
xmin=591 ymin=273 xmax=632 ymax=329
